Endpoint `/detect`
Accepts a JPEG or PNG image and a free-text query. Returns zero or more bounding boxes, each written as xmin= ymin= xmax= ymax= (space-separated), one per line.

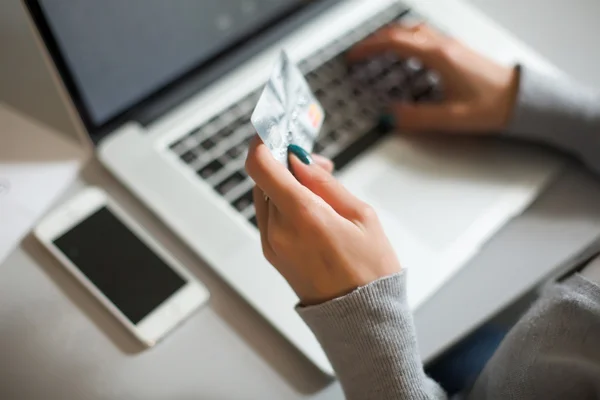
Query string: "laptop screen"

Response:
xmin=31 ymin=0 xmax=309 ymax=135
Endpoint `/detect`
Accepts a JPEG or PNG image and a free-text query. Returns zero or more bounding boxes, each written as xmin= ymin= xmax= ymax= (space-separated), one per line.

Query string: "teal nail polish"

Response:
xmin=377 ymin=113 xmax=396 ymax=132
xmin=288 ymin=144 xmax=313 ymax=165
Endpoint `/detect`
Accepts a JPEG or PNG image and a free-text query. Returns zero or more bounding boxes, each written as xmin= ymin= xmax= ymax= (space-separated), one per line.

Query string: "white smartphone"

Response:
xmin=35 ymin=187 xmax=209 ymax=347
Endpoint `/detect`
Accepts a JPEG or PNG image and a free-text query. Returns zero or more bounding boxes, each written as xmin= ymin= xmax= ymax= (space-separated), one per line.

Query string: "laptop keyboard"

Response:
xmin=168 ymin=5 xmax=439 ymax=228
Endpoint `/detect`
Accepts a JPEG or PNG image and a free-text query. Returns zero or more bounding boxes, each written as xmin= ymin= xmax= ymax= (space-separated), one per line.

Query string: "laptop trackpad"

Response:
xmin=338 ymin=134 xmax=557 ymax=255
xmin=337 ymin=134 xmax=559 ymax=306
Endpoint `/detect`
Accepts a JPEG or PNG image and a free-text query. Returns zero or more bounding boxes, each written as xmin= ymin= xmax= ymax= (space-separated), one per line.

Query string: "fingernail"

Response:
xmin=288 ymin=144 xmax=313 ymax=165
xmin=377 ymin=113 xmax=396 ymax=132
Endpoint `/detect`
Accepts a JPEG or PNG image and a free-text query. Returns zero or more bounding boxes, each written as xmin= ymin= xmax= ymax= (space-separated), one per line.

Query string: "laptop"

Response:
xmin=23 ymin=0 xmax=561 ymax=374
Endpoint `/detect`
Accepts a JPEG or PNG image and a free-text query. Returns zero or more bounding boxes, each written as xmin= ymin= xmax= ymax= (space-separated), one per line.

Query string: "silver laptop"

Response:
xmin=23 ymin=0 xmax=560 ymax=374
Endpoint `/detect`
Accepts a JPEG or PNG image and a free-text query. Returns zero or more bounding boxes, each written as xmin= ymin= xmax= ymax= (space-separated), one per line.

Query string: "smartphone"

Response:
xmin=35 ymin=187 xmax=209 ymax=347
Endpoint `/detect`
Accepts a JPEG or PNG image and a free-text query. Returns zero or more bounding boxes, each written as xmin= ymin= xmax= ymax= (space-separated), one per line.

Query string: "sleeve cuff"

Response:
xmin=296 ymin=271 xmax=442 ymax=399
xmin=506 ymin=65 xmax=599 ymax=145
xmin=296 ymin=271 xmax=408 ymax=318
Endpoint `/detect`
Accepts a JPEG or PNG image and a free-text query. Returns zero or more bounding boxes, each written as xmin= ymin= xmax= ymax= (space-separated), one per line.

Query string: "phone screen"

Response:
xmin=53 ymin=207 xmax=187 ymax=324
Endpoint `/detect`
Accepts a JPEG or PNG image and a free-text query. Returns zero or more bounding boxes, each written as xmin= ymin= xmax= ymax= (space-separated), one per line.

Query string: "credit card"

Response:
xmin=251 ymin=51 xmax=325 ymax=167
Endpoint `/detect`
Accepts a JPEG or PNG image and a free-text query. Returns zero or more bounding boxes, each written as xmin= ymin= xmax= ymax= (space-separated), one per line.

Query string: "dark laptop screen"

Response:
xmin=35 ymin=0 xmax=304 ymax=128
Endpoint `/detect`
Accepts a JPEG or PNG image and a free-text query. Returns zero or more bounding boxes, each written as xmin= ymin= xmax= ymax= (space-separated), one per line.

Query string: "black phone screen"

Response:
xmin=53 ymin=207 xmax=187 ymax=324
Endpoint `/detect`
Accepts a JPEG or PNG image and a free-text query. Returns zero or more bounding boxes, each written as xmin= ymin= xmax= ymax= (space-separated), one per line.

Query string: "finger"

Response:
xmin=289 ymin=151 xmax=362 ymax=220
xmin=348 ymin=25 xmax=436 ymax=60
xmin=347 ymin=25 xmax=446 ymax=71
xmin=312 ymin=154 xmax=334 ymax=174
xmin=394 ymin=102 xmax=473 ymax=132
xmin=245 ymin=136 xmax=310 ymax=212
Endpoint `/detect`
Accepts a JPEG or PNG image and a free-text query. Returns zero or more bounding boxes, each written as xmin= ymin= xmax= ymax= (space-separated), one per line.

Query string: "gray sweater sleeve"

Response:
xmin=298 ymin=66 xmax=600 ymax=400
xmin=298 ymin=271 xmax=446 ymax=400
xmin=506 ymin=65 xmax=600 ymax=173
xmin=299 ymin=270 xmax=600 ymax=400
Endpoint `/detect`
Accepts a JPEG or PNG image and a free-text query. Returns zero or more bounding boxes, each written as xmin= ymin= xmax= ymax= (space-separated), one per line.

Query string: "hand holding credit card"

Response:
xmin=251 ymin=51 xmax=325 ymax=167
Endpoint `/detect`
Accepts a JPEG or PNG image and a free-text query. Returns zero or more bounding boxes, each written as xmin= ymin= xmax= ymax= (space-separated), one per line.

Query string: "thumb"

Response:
xmin=395 ymin=102 xmax=472 ymax=132
xmin=288 ymin=145 xmax=361 ymax=219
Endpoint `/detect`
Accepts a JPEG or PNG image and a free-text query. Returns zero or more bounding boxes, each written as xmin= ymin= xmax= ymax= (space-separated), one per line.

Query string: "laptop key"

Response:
xmin=169 ymin=139 xmax=183 ymax=150
xmin=352 ymin=87 xmax=363 ymax=97
xmin=335 ymin=98 xmax=347 ymax=108
xmin=313 ymin=141 xmax=325 ymax=153
xmin=197 ymin=159 xmax=224 ymax=179
xmin=361 ymin=107 xmax=374 ymax=118
xmin=211 ymin=131 xmax=227 ymax=144
xmin=343 ymin=119 xmax=356 ymax=130
xmin=180 ymin=151 xmax=197 ymax=164
xmin=238 ymin=115 xmax=251 ymax=125
xmin=220 ymin=127 xmax=235 ymax=138
xmin=227 ymin=143 xmax=246 ymax=159
xmin=328 ymin=129 xmax=340 ymax=141
xmin=232 ymin=188 xmax=254 ymax=212
xmin=200 ymin=138 xmax=216 ymax=150
xmin=330 ymin=77 xmax=343 ymax=88
xmin=169 ymin=140 xmax=188 ymax=155
xmin=215 ymin=171 xmax=246 ymax=195
xmin=413 ymin=85 xmax=434 ymax=102
xmin=185 ymin=127 xmax=202 ymax=139
xmin=404 ymin=58 xmax=424 ymax=76
xmin=249 ymin=215 xmax=258 ymax=228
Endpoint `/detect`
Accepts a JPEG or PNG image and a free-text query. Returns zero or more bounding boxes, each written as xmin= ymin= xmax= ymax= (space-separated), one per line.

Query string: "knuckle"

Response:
xmin=295 ymin=200 xmax=326 ymax=231
xmin=436 ymin=40 xmax=460 ymax=62
xmin=420 ymin=24 xmax=438 ymax=37
xmin=425 ymin=42 xmax=446 ymax=60
xmin=294 ymin=202 xmax=311 ymax=221
xmin=389 ymin=28 xmax=406 ymax=43
xmin=267 ymin=227 xmax=288 ymax=253
xmin=385 ymin=26 xmax=401 ymax=40
xmin=355 ymin=202 xmax=377 ymax=223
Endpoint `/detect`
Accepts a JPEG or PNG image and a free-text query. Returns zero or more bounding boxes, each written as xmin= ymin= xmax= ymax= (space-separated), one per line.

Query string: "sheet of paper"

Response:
xmin=0 ymin=104 xmax=84 ymax=264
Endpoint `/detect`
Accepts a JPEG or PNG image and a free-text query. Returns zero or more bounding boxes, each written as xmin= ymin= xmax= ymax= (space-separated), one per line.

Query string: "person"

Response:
xmin=245 ymin=24 xmax=600 ymax=399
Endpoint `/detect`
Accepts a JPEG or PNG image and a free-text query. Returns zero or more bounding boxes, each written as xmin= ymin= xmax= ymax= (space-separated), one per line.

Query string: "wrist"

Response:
xmin=299 ymin=268 xmax=402 ymax=306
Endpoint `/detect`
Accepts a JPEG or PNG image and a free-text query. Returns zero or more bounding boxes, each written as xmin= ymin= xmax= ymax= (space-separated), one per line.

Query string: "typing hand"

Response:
xmin=245 ymin=138 xmax=401 ymax=306
xmin=348 ymin=24 xmax=519 ymax=133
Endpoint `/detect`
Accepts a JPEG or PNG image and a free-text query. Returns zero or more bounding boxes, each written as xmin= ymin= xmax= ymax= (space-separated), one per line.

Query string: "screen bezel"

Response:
xmin=22 ymin=0 xmax=340 ymax=144
xmin=34 ymin=188 xmax=209 ymax=346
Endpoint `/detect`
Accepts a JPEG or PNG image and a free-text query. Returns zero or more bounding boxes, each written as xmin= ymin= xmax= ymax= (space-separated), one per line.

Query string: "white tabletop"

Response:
xmin=4 ymin=160 xmax=600 ymax=399
xmin=3 ymin=0 xmax=600 ymax=398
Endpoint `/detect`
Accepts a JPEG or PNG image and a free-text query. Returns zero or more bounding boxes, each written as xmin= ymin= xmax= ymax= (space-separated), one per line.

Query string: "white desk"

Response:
xmin=3 ymin=0 xmax=600 ymax=398
xmin=4 ymin=154 xmax=600 ymax=400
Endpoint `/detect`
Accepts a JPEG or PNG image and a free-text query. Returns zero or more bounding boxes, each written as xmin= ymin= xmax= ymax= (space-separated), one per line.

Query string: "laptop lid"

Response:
xmin=23 ymin=0 xmax=341 ymax=145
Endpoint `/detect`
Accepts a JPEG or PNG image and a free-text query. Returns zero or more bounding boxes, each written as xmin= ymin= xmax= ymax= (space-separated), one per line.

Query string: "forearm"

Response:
xmin=297 ymin=271 xmax=446 ymax=400
xmin=506 ymin=66 xmax=600 ymax=174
